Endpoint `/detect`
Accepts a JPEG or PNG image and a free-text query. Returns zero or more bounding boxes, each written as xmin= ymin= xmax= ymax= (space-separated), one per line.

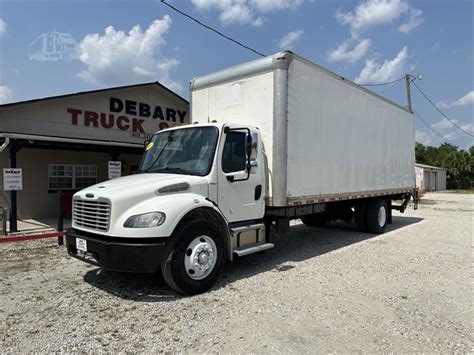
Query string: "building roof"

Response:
xmin=0 ymin=81 xmax=189 ymax=108
xmin=415 ymin=163 xmax=447 ymax=171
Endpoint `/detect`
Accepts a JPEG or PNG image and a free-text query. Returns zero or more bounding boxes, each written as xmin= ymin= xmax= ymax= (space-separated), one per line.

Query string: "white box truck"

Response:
xmin=66 ymin=52 xmax=417 ymax=294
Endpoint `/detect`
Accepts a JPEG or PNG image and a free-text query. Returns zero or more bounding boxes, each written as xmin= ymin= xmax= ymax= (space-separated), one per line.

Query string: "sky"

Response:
xmin=0 ymin=0 xmax=472 ymax=149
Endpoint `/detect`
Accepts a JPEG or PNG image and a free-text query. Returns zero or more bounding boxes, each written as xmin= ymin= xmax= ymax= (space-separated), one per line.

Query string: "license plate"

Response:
xmin=76 ymin=238 xmax=87 ymax=252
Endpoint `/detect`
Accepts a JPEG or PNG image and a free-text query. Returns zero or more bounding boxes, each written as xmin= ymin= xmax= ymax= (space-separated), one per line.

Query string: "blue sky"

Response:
xmin=0 ymin=0 xmax=472 ymax=148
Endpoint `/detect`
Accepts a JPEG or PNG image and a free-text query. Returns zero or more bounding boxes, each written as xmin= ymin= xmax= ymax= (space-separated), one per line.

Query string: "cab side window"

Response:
xmin=222 ymin=131 xmax=247 ymax=173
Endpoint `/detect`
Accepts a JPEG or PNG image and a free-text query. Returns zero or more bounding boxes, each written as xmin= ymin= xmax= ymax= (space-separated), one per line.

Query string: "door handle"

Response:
xmin=254 ymin=185 xmax=262 ymax=200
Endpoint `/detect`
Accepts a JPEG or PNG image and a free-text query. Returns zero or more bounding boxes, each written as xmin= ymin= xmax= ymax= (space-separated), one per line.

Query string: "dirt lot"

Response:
xmin=0 ymin=192 xmax=472 ymax=352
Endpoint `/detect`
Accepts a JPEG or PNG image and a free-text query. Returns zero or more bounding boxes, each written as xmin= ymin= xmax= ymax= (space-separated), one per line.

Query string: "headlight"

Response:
xmin=124 ymin=212 xmax=166 ymax=228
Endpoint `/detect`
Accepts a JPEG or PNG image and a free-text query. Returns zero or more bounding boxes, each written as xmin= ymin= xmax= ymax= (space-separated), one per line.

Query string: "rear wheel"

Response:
xmin=366 ymin=199 xmax=388 ymax=234
xmin=301 ymin=213 xmax=327 ymax=227
xmin=161 ymin=220 xmax=225 ymax=295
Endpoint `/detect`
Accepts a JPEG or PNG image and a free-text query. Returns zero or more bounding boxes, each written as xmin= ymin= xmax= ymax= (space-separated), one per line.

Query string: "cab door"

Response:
xmin=217 ymin=126 xmax=265 ymax=223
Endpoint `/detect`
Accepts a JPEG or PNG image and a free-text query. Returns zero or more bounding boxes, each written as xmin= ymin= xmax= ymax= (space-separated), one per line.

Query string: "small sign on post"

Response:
xmin=108 ymin=161 xmax=122 ymax=179
xmin=3 ymin=168 xmax=23 ymax=191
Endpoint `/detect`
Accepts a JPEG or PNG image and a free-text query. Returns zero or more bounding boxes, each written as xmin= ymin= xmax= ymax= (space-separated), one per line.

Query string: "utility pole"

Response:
xmin=405 ymin=74 xmax=413 ymax=113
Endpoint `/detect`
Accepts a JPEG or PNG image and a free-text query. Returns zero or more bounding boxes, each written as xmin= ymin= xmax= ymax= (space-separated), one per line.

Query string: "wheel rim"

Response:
xmin=184 ymin=235 xmax=217 ymax=280
xmin=378 ymin=206 xmax=387 ymax=227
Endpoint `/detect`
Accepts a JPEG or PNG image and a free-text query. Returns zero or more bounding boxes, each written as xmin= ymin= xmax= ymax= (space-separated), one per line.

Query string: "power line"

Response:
xmin=160 ymin=0 xmax=266 ymax=58
xmin=359 ymin=76 xmax=405 ymax=87
xmin=413 ymin=109 xmax=449 ymax=142
xmin=411 ymin=80 xmax=473 ymax=138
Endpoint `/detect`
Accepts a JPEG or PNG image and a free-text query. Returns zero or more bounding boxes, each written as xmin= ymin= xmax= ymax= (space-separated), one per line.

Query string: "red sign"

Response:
xmin=66 ymin=97 xmax=187 ymax=134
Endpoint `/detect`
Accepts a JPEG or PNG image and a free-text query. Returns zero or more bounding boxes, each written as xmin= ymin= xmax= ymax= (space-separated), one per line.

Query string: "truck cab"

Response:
xmin=66 ymin=123 xmax=270 ymax=294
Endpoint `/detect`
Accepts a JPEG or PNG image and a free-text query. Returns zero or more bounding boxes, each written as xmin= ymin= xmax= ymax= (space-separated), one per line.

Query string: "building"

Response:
xmin=415 ymin=163 xmax=447 ymax=192
xmin=0 ymin=82 xmax=189 ymax=231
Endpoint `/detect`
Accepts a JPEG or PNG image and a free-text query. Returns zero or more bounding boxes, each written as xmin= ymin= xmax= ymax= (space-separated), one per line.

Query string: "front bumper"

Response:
xmin=66 ymin=228 xmax=169 ymax=273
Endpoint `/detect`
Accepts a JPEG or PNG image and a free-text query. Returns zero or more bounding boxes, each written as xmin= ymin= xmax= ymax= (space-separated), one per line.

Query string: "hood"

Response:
xmin=74 ymin=173 xmax=209 ymax=205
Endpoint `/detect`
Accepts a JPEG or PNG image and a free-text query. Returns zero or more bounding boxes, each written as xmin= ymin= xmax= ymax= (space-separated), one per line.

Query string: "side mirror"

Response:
xmin=143 ymin=139 xmax=151 ymax=149
xmin=246 ymin=134 xmax=252 ymax=157
xmin=246 ymin=134 xmax=252 ymax=172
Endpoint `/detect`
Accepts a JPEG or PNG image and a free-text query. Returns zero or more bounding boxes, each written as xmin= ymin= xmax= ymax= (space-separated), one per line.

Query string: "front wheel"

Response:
xmin=161 ymin=220 xmax=225 ymax=295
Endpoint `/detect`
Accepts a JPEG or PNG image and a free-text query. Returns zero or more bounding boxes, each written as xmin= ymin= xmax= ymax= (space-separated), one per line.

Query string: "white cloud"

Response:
xmin=251 ymin=17 xmax=264 ymax=27
xmin=355 ymin=46 xmax=410 ymax=84
xmin=459 ymin=122 xmax=474 ymax=135
xmin=0 ymin=17 xmax=6 ymax=36
xmin=278 ymin=30 xmax=303 ymax=50
xmin=327 ymin=38 xmax=371 ymax=63
xmin=330 ymin=1 xmax=423 ymax=66
xmin=77 ymin=16 xmax=182 ymax=92
xmin=219 ymin=2 xmax=262 ymax=26
xmin=423 ymin=118 xmax=474 ymax=143
xmin=415 ymin=130 xmax=433 ymax=145
xmin=190 ymin=0 xmax=303 ymax=26
xmin=251 ymin=0 xmax=304 ymax=13
xmin=417 ymin=118 xmax=474 ymax=147
xmin=336 ymin=0 xmax=422 ymax=36
xmin=431 ymin=118 xmax=474 ymax=139
xmin=431 ymin=117 xmax=455 ymax=132
xmin=398 ymin=7 xmax=424 ymax=33
xmin=437 ymin=91 xmax=474 ymax=109
xmin=190 ymin=0 xmax=221 ymax=11
xmin=0 ymin=85 xmax=12 ymax=104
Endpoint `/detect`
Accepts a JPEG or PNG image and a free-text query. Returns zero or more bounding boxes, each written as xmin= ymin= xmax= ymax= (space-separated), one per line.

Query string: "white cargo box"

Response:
xmin=191 ymin=52 xmax=415 ymax=207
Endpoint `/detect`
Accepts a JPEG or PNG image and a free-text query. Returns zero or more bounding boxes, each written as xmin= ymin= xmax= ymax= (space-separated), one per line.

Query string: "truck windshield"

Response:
xmin=139 ymin=126 xmax=219 ymax=176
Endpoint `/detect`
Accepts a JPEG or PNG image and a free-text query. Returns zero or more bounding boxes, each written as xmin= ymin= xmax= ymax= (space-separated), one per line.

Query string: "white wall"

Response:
xmin=287 ymin=58 xmax=415 ymax=199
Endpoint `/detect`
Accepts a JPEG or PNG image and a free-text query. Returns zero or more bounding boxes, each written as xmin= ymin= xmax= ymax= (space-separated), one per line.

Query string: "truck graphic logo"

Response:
xmin=29 ymin=30 xmax=80 ymax=62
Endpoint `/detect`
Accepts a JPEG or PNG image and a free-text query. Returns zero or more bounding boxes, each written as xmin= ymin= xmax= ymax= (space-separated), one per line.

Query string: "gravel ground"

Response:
xmin=0 ymin=192 xmax=472 ymax=353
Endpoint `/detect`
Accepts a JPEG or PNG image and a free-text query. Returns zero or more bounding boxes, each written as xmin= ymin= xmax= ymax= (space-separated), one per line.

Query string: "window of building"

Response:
xmin=74 ymin=165 xmax=98 ymax=189
xmin=48 ymin=164 xmax=97 ymax=190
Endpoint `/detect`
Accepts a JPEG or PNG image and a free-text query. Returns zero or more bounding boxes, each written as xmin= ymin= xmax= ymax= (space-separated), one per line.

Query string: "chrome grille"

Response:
xmin=73 ymin=198 xmax=111 ymax=231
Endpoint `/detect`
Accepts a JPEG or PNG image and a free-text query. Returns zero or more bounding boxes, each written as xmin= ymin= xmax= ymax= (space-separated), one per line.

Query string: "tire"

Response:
xmin=301 ymin=213 xmax=327 ymax=227
xmin=161 ymin=220 xmax=225 ymax=295
xmin=354 ymin=203 xmax=368 ymax=232
xmin=366 ymin=199 xmax=388 ymax=234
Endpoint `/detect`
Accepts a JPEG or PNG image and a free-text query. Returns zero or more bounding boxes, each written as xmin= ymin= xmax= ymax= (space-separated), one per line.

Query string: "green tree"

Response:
xmin=415 ymin=142 xmax=427 ymax=163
